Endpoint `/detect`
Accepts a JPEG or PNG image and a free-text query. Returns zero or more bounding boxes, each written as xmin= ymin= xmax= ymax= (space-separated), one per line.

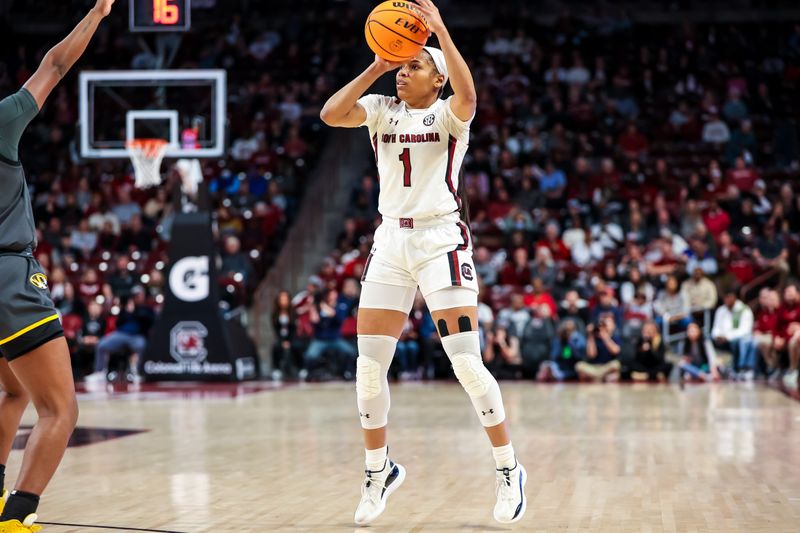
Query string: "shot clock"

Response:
xmin=129 ymin=0 xmax=191 ymax=32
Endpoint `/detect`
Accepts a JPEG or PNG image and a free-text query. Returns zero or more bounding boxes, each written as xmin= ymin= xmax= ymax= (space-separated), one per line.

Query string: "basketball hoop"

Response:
xmin=126 ymin=138 xmax=169 ymax=189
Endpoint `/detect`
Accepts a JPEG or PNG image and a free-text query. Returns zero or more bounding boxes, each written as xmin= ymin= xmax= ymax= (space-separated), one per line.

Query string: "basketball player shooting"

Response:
xmin=0 ymin=1 xmax=114 ymax=530
xmin=321 ymin=0 xmax=526 ymax=526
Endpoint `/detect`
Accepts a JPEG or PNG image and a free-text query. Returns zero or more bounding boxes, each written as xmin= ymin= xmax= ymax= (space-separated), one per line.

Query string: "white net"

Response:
xmin=127 ymin=139 xmax=169 ymax=189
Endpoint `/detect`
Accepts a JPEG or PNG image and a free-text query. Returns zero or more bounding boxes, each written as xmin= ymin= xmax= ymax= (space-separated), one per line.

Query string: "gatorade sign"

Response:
xmin=143 ymin=212 xmax=258 ymax=381
xmin=169 ymin=256 xmax=210 ymax=302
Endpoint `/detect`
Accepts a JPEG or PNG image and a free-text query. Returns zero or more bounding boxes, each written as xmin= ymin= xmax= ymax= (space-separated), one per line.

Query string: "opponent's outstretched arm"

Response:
xmin=24 ymin=0 xmax=115 ymax=108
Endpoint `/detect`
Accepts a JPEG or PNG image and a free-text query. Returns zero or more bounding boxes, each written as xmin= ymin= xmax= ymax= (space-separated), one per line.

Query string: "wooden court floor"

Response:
xmin=14 ymin=382 xmax=800 ymax=532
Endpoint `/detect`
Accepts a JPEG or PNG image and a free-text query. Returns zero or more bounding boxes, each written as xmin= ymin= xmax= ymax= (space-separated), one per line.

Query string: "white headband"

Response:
xmin=423 ymin=46 xmax=449 ymax=86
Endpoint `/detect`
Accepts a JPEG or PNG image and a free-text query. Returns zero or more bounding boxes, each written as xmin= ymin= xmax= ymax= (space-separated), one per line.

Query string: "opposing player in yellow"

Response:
xmin=321 ymin=0 xmax=526 ymax=526
xmin=0 ymin=0 xmax=114 ymax=530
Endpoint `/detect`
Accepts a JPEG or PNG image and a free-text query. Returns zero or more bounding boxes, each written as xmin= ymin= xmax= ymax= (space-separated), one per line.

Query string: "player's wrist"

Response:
xmin=431 ymin=24 xmax=449 ymax=37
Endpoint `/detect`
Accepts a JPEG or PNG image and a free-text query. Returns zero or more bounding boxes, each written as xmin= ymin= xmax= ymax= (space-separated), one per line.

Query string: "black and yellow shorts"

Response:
xmin=0 ymin=252 xmax=64 ymax=361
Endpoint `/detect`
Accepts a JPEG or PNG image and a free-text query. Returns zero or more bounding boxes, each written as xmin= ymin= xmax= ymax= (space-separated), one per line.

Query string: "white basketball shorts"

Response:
xmin=361 ymin=212 xmax=479 ymax=297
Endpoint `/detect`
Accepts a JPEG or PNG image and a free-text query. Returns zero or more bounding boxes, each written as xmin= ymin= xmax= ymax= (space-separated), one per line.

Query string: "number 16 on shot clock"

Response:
xmin=153 ymin=0 xmax=179 ymax=25
xmin=129 ymin=0 xmax=191 ymax=32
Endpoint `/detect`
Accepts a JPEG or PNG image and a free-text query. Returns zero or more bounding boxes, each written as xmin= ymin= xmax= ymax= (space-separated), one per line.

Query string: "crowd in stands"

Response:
xmin=1 ymin=0 xmax=355 ymax=380
xmin=5 ymin=2 xmax=800 ymax=388
xmin=283 ymin=14 xmax=800 ymax=391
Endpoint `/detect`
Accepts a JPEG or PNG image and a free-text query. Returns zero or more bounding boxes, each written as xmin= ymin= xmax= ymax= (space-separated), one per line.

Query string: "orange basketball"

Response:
xmin=365 ymin=1 xmax=429 ymax=62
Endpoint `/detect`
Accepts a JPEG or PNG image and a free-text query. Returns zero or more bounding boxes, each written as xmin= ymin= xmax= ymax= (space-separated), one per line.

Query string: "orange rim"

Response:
xmin=126 ymin=138 xmax=169 ymax=158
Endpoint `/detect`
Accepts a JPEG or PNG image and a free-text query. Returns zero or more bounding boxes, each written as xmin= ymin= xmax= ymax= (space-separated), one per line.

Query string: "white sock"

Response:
xmin=365 ymin=446 xmax=388 ymax=474
xmin=492 ymin=442 xmax=516 ymax=469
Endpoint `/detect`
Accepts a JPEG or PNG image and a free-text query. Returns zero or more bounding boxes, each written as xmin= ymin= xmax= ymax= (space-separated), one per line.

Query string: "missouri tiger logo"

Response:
xmin=29 ymin=273 xmax=48 ymax=290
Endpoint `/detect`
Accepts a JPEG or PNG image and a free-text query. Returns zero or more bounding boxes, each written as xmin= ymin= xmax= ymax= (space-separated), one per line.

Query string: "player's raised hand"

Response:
xmin=93 ymin=0 xmax=115 ymax=17
xmin=25 ymin=0 xmax=115 ymax=108
xmin=372 ymin=54 xmax=403 ymax=74
xmin=414 ymin=0 xmax=445 ymax=35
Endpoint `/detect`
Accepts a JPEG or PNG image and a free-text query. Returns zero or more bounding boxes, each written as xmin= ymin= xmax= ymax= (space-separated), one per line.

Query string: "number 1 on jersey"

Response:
xmin=398 ymin=148 xmax=412 ymax=187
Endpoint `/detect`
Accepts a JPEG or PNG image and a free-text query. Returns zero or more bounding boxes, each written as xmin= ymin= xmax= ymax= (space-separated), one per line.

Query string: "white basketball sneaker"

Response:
xmin=493 ymin=461 xmax=527 ymax=524
xmin=353 ymin=459 xmax=406 ymax=526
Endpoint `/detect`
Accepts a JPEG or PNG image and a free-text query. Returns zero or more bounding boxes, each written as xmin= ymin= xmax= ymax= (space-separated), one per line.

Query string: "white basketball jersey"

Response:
xmin=358 ymin=95 xmax=472 ymax=219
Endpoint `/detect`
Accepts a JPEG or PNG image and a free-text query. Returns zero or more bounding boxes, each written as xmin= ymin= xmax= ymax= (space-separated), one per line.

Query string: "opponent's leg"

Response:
xmin=0 ymin=360 xmax=30 ymax=509
xmin=1 ymin=337 xmax=77 ymax=524
xmin=427 ymin=287 xmax=526 ymax=525
xmin=353 ymin=281 xmax=415 ymax=526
